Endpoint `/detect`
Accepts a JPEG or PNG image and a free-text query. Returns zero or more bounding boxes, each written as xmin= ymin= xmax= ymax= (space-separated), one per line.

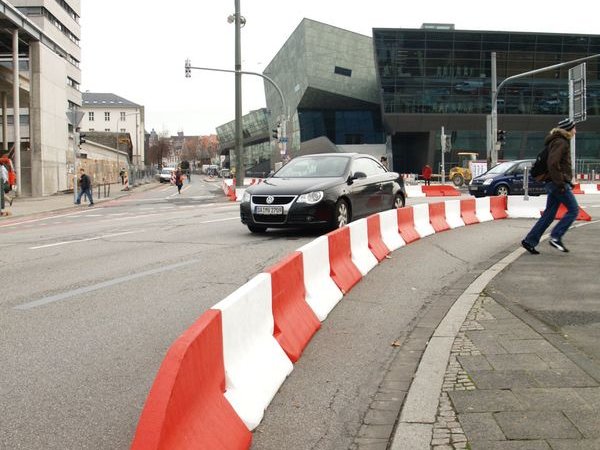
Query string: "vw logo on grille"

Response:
xmin=266 ymin=195 xmax=275 ymax=204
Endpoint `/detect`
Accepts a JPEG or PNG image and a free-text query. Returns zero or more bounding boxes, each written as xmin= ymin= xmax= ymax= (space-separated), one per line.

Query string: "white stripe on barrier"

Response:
xmin=405 ymin=185 xmax=426 ymax=198
xmin=378 ymin=209 xmax=406 ymax=251
xmin=213 ymin=273 xmax=293 ymax=430
xmin=580 ymin=184 xmax=600 ymax=194
xmin=506 ymin=196 xmax=545 ymax=218
xmin=444 ymin=200 xmax=466 ymax=229
xmin=412 ymin=203 xmax=436 ymax=238
xmin=297 ymin=236 xmax=343 ymax=321
xmin=474 ymin=197 xmax=494 ymax=222
xmin=348 ymin=219 xmax=378 ymax=276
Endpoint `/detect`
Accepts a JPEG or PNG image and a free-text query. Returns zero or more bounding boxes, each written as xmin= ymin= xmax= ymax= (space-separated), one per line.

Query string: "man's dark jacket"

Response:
xmin=538 ymin=128 xmax=573 ymax=189
xmin=79 ymin=173 xmax=91 ymax=190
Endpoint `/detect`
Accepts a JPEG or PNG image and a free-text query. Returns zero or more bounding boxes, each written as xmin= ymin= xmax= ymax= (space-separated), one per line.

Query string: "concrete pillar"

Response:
xmin=12 ymin=30 xmax=21 ymax=196
xmin=2 ymin=92 xmax=7 ymax=151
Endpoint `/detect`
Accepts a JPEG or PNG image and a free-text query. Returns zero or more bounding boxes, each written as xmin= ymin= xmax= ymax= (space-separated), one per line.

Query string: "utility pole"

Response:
xmin=65 ymin=110 xmax=84 ymax=203
xmin=234 ymin=0 xmax=244 ymax=188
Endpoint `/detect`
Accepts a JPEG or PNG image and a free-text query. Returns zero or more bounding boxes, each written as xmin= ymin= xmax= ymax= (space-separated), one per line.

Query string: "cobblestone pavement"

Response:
xmin=432 ymin=294 xmax=600 ymax=450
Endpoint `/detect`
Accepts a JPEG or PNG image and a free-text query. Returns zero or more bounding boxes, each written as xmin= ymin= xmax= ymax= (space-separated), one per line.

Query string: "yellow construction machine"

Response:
xmin=448 ymin=152 xmax=478 ymax=186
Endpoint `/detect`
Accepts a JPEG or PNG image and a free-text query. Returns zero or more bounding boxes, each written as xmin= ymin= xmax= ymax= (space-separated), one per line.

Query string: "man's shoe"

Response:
xmin=521 ymin=240 xmax=540 ymax=255
xmin=89 ymin=203 xmax=94 ymax=207
xmin=549 ymin=238 xmax=569 ymax=252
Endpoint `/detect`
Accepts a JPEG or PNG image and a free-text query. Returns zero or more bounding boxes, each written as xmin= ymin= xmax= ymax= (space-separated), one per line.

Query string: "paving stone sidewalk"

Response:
xmin=432 ymin=294 xmax=600 ymax=450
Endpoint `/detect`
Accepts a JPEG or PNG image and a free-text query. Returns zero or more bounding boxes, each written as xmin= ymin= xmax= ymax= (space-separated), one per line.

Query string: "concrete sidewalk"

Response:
xmin=390 ymin=221 xmax=600 ymax=450
xmin=0 ymin=180 xmax=160 ymax=220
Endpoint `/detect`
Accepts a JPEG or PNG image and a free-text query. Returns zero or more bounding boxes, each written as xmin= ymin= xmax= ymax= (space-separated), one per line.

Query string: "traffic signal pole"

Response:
xmin=488 ymin=53 xmax=600 ymax=170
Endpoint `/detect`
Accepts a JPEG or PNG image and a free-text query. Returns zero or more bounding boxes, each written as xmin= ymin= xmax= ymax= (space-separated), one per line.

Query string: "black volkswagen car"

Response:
xmin=240 ymin=153 xmax=406 ymax=233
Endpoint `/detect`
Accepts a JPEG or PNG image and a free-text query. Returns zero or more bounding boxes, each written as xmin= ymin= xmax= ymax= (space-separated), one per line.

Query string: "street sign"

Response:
xmin=65 ymin=110 xmax=85 ymax=127
xmin=569 ymin=63 xmax=586 ymax=123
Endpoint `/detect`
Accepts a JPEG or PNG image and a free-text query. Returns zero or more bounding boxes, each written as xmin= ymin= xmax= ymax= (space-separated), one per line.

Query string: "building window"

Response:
xmin=88 ymin=112 xmax=94 ymax=122
xmin=104 ymin=128 xmax=111 ymax=132
xmin=334 ymin=66 xmax=352 ymax=77
xmin=88 ymin=128 xmax=95 ymax=131
xmin=120 ymin=112 xmax=126 ymax=121
xmin=105 ymin=112 xmax=110 ymax=121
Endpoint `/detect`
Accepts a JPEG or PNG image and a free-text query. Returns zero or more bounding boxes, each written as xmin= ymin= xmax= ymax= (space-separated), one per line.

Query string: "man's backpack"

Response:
xmin=530 ymin=145 xmax=549 ymax=178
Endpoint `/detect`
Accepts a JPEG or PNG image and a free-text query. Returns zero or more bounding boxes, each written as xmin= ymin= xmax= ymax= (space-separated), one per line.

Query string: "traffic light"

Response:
xmin=497 ymin=130 xmax=506 ymax=146
xmin=444 ymin=135 xmax=452 ymax=153
xmin=271 ymin=122 xmax=281 ymax=141
xmin=79 ymin=133 xmax=87 ymax=145
xmin=185 ymin=58 xmax=191 ymax=78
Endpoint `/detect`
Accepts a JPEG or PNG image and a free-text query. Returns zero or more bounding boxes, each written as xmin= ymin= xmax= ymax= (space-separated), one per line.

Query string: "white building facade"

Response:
xmin=80 ymin=92 xmax=146 ymax=167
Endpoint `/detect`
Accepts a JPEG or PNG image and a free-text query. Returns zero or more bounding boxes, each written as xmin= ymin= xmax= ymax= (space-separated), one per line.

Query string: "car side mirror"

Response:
xmin=352 ymin=171 xmax=367 ymax=180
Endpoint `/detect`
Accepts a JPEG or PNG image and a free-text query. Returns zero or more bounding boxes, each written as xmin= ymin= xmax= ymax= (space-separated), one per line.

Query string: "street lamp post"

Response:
xmin=65 ymin=109 xmax=84 ymax=203
xmin=233 ymin=0 xmax=244 ymax=188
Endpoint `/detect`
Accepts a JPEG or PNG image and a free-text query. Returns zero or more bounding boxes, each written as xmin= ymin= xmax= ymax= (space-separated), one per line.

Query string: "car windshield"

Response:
xmin=273 ymin=156 xmax=350 ymax=178
xmin=485 ymin=161 xmax=516 ymax=175
xmin=161 ymin=168 xmax=173 ymax=174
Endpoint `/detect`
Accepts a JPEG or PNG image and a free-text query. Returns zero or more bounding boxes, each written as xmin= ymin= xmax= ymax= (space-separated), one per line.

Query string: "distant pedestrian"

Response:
xmin=76 ymin=168 xmax=94 ymax=206
xmin=175 ymin=168 xmax=184 ymax=194
xmin=422 ymin=164 xmax=432 ymax=185
xmin=521 ymin=118 xmax=579 ymax=254
xmin=380 ymin=155 xmax=388 ymax=169
xmin=187 ymin=168 xmax=191 ymax=183
xmin=119 ymin=168 xmax=125 ymax=185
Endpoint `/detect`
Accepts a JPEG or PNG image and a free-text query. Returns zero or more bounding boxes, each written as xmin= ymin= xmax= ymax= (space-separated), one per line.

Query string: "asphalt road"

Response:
xmin=1 ymin=183 xmax=598 ymax=449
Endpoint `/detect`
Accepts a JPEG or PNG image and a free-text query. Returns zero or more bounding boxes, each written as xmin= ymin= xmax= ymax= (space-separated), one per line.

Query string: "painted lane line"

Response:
xmin=29 ymin=230 xmax=143 ymax=250
xmin=14 ymin=258 xmax=201 ymax=310
xmin=0 ymin=210 xmax=92 ymax=228
xmin=199 ymin=217 xmax=238 ymax=224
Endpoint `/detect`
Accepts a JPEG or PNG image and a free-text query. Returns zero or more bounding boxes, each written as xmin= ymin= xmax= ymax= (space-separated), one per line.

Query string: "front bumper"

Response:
xmin=240 ymin=199 xmax=335 ymax=228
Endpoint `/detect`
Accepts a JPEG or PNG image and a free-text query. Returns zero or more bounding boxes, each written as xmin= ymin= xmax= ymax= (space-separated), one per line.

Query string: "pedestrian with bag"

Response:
xmin=521 ymin=118 xmax=579 ymax=254
xmin=76 ymin=168 xmax=94 ymax=206
xmin=175 ymin=168 xmax=184 ymax=194
xmin=0 ymin=161 xmax=9 ymax=216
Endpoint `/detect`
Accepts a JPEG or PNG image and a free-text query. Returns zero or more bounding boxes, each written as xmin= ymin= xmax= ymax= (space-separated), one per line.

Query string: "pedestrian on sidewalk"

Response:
xmin=0 ymin=161 xmax=10 ymax=216
xmin=522 ymin=118 xmax=579 ymax=254
xmin=119 ymin=168 xmax=126 ymax=185
xmin=422 ymin=164 xmax=432 ymax=185
xmin=380 ymin=155 xmax=388 ymax=169
xmin=174 ymin=168 xmax=184 ymax=194
xmin=76 ymin=168 xmax=94 ymax=206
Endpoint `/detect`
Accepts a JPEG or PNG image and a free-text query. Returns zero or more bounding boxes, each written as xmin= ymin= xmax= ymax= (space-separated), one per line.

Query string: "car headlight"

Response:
xmin=242 ymin=190 xmax=251 ymax=202
xmin=483 ymin=179 xmax=494 ymax=186
xmin=296 ymin=191 xmax=324 ymax=204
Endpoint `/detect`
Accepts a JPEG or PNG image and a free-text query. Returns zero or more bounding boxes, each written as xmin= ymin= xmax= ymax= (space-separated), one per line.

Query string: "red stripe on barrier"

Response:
xmin=131 ymin=309 xmax=251 ymax=450
xmin=327 ymin=227 xmax=362 ymax=294
xmin=428 ymin=202 xmax=450 ymax=232
xmin=366 ymin=215 xmax=390 ymax=261
xmin=572 ymin=183 xmax=583 ymax=194
xmin=460 ymin=198 xmax=479 ymax=225
xmin=438 ymin=185 xmax=461 ymax=196
xmin=554 ymin=204 xmax=592 ymax=221
xmin=489 ymin=196 xmax=508 ymax=219
xmin=396 ymin=207 xmax=420 ymax=243
xmin=266 ymin=252 xmax=321 ymax=363
xmin=421 ymin=185 xmax=443 ymax=197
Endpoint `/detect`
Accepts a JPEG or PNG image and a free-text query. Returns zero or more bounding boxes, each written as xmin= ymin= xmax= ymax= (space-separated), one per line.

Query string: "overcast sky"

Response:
xmin=79 ymin=0 xmax=597 ymax=137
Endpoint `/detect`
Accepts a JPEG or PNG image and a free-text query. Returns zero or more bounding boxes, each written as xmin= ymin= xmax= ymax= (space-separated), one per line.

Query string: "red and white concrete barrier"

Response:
xmin=131 ymin=196 xmax=591 ymax=450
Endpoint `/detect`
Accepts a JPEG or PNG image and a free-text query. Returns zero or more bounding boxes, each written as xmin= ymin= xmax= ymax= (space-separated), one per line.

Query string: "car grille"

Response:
xmin=253 ymin=214 xmax=286 ymax=224
xmin=252 ymin=195 xmax=295 ymax=205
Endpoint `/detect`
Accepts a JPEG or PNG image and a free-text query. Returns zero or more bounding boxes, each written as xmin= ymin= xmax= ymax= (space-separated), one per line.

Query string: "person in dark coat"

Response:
xmin=175 ymin=168 xmax=184 ymax=194
xmin=76 ymin=168 xmax=94 ymax=206
xmin=522 ymin=118 xmax=579 ymax=254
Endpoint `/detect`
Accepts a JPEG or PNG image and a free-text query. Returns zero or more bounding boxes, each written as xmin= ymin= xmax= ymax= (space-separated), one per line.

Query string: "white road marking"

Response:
xmin=199 ymin=217 xmax=239 ymax=224
xmin=14 ymin=258 xmax=200 ymax=310
xmin=0 ymin=210 xmax=91 ymax=228
xmin=29 ymin=230 xmax=143 ymax=250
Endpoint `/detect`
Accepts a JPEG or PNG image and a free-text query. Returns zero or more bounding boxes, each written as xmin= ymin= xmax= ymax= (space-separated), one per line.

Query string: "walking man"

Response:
xmin=76 ymin=168 xmax=94 ymax=206
xmin=521 ymin=118 xmax=579 ymax=254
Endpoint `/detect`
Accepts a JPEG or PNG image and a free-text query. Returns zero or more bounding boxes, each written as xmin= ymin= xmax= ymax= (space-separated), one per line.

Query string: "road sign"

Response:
xmin=65 ymin=110 xmax=85 ymax=127
xmin=569 ymin=63 xmax=586 ymax=123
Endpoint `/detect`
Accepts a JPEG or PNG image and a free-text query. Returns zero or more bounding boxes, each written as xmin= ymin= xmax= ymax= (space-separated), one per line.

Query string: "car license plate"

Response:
xmin=255 ymin=205 xmax=283 ymax=215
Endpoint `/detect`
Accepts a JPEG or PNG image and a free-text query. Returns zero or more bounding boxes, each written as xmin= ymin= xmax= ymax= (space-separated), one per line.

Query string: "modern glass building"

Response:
xmin=373 ymin=24 xmax=600 ymax=173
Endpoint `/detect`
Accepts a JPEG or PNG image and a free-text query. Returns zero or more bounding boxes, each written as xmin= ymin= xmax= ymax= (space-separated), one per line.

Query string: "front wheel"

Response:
xmin=332 ymin=199 xmax=350 ymax=229
xmin=494 ymin=184 xmax=510 ymax=196
xmin=392 ymin=192 xmax=405 ymax=209
xmin=248 ymin=224 xmax=267 ymax=233
xmin=452 ymin=174 xmax=464 ymax=186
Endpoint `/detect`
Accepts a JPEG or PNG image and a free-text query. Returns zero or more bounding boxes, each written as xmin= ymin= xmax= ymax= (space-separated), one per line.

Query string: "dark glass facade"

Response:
xmin=374 ymin=29 xmax=600 ymax=116
xmin=298 ymin=110 xmax=385 ymax=145
xmin=373 ymin=28 xmax=600 ymax=173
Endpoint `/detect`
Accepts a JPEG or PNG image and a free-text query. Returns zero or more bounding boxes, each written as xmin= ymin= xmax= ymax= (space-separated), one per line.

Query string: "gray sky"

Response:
xmin=80 ymin=0 xmax=598 ymax=137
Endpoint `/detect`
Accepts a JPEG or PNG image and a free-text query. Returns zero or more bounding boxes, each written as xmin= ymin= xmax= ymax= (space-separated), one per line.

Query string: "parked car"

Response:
xmin=239 ymin=153 xmax=406 ymax=233
xmin=468 ymin=159 xmax=545 ymax=197
xmin=158 ymin=167 xmax=175 ymax=183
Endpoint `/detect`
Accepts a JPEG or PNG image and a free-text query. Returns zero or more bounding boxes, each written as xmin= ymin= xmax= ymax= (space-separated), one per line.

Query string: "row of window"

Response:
xmin=88 ymin=112 xmax=131 ymax=122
